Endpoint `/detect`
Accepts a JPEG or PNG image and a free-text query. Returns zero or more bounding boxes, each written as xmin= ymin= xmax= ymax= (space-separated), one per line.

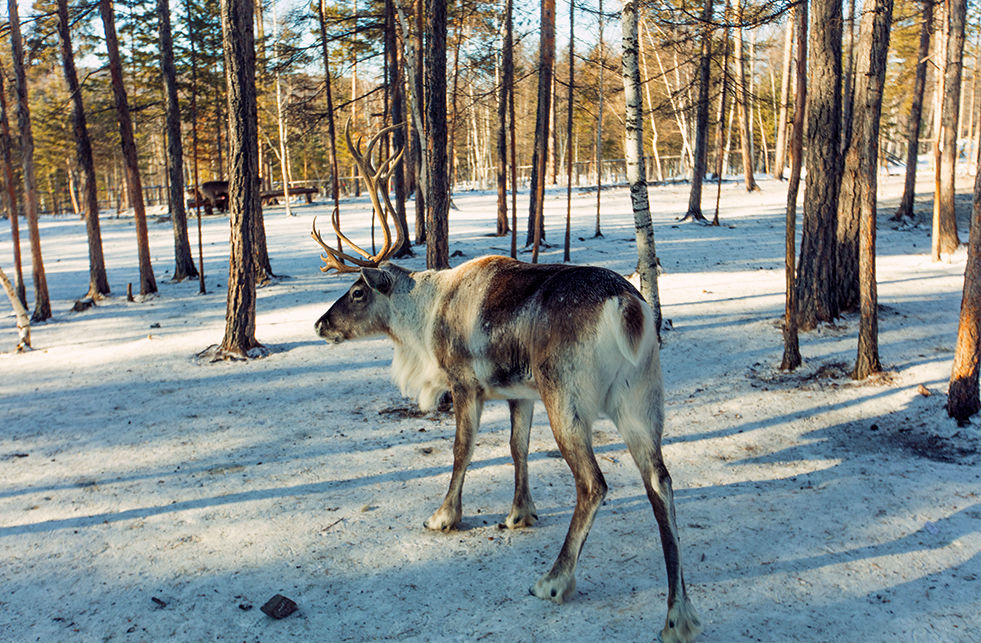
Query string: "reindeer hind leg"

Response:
xmin=504 ymin=399 xmax=537 ymax=529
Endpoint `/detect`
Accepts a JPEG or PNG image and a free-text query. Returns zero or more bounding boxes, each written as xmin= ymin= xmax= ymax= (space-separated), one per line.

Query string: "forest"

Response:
xmin=1 ymin=0 xmax=980 ymax=640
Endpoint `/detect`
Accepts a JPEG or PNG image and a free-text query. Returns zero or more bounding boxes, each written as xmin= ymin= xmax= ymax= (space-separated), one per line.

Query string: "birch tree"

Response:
xmin=0 ymin=63 xmax=26 ymax=308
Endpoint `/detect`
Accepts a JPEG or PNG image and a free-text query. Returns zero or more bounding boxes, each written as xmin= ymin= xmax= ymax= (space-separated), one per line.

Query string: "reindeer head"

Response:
xmin=315 ymin=265 xmax=405 ymax=344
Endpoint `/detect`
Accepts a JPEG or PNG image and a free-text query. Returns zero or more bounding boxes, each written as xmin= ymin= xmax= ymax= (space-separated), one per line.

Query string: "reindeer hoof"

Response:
xmin=503 ymin=508 xmax=538 ymax=529
xmin=423 ymin=506 xmax=461 ymax=532
xmin=660 ymin=596 xmax=702 ymax=643
xmin=530 ymin=573 xmax=576 ymax=604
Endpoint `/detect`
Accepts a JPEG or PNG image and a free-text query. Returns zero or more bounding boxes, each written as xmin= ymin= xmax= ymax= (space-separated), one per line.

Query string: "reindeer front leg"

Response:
xmin=424 ymin=386 xmax=484 ymax=531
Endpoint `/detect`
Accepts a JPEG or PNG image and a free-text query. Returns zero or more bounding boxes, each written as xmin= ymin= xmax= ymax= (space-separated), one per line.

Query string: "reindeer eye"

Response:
xmin=351 ymin=287 xmax=365 ymax=300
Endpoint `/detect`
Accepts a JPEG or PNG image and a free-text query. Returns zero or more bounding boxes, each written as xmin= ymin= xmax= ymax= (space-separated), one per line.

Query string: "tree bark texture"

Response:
xmin=937 ymin=0 xmax=967 ymax=258
xmin=385 ymin=0 xmax=412 ymax=257
xmin=622 ymin=0 xmax=662 ymax=335
xmin=318 ymin=0 xmax=343 ymax=252
xmin=796 ymin=0 xmax=842 ymax=331
xmin=217 ymin=0 xmax=264 ymax=358
xmin=848 ymin=0 xmax=894 ymax=379
xmin=158 ymin=0 xmax=198 ymax=281
xmin=947 ymin=152 xmax=981 ymax=422
xmin=425 ymin=0 xmax=449 ymax=269
xmin=100 ymin=0 xmax=157 ymax=296
xmin=685 ymin=0 xmax=714 ymax=220
xmin=894 ymin=0 xmax=933 ymax=221
xmin=781 ymin=2 xmax=807 ymax=371
xmin=8 ymin=0 xmax=51 ymax=321
xmin=528 ymin=0 xmax=556 ymax=256
xmin=0 ymin=62 xmax=27 ymax=308
xmin=563 ymin=0 xmax=574 ymax=262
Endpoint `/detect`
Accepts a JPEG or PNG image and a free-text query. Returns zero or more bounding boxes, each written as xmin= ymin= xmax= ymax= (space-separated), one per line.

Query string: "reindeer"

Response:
xmin=311 ymin=123 xmax=701 ymax=643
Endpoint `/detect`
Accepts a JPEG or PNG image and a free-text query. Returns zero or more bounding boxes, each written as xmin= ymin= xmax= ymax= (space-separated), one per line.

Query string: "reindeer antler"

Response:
xmin=311 ymin=120 xmax=406 ymax=273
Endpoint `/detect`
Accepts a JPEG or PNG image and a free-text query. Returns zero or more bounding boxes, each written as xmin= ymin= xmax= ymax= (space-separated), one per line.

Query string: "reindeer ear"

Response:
xmin=361 ymin=267 xmax=394 ymax=295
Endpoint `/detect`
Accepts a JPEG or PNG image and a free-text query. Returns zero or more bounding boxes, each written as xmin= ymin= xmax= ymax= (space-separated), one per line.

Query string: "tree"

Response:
xmin=384 ymin=0 xmax=412 ymax=258
xmin=0 ymin=64 xmax=26 ymax=309
xmin=622 ymin=0 xmax=662 ymax=334
xmin=773 ymin=18 xmax=793 ymax=180
xmin=947 ymin=150 xmax=981 ymax=423
xmin=893 ymin=0 xmax=933 ymax=222
xmin=425 ymin=0 xmax=449 ymax=269
xmin=781 ymin=1 xmax=807 ymax=372
xmin=796 ymin=0 xmax=842 ymax=331
xmin=528 ymin=0 xmax=556 ymax=260
xmin=158 ymin=0 xmax=198 ymax=282
xmin=0 ymin=264 xmax=29 ymax=351
xmin=732 ymin=0 xmax=758 ymax=192
xmin=8 ymin=0 xmax=51 ymax=322
xmin=935 ymin=0 xmax=967 ymax=260
xmin=99 ymin=0 xmax=157 ymax=296
xmin=495 ymin=0 xmax=514 ymax=239
xmin=684 ymin=0 xmax=714 ymax=221
xmin=56 ymin=0 xmax=111 ymax=300
xmin=563 ymin=0 xmax=574 ymax=262
xmin=846 ymin=0 xmax=894 ymax=379
xmin=592 ymin=0 xmax=605 ymax=238
xmin=318 ymin=0 xmax=343 ymax=254
xmin=213 ymin=0 xmax=266 ymax=359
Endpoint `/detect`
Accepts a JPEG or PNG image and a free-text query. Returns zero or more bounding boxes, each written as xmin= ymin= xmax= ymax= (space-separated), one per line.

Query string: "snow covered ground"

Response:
xmin=1 ymin=174 xmax=978 ymax=642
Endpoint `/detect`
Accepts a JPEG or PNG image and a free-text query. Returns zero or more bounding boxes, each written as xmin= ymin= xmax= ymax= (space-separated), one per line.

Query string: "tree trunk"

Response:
xmin=215 ymin=0 xmax=265 ymax=359
xmin=0 ymin=61 xmax=27 ymax=308
xmin=157 ymin=0 xmax=197 ymax=281
xmin=894 ymin=0 xmax=933 ymax=222
xmin=781 ymin=2 xmax=807 ymax=371
xmin=685 ymin=0 xmax=714 ymax=221
xmin=846 ymin=0 xmax=894 ymax=379
xmin=840 ymin=0 xmax=857 ymax=155
xmin=100 ymin=0 xmax=157 ymax=296
xmin=773 ymin=19 xmax=794 ymax=180
xmin=0 ymin=264 xmax=30 ymax=350
xmin=947 ymin=148 xmax=981 ymax=422
xmin=563 ymin=0 xmax=574 ymax=262
xmin=528 ymin=0 xmax=556 ymax=259
xmin=318 ymin=0 xmax=343 ymax=253
xmin=495 ymin=0 xmax=514 ymax=238
xmin=425 ymin=0 xmax=449 ymax=269
xmin=937 ymin=0 xmax=967 ymax=259
xmin=622 ymin=0 xmax=662 ymax=335
xmin=594 ymin=0 xmax=605 ymax=238
xmin=8 ymin=0 xmax=51 ymax=321
xmin=796 ymin=0 xmax=842 ymax=331
xmin=385 ymin=0 xmax=412 ymax=257
xmin=186 ymin=0 xmax=206 ymax=294
xmin=713 ymin=11 xmax=730 ymax=225
xmin=733 ymin=0 xmax=758 ymax=191
xmin=58 ymin=0 xmax=111 ymax=299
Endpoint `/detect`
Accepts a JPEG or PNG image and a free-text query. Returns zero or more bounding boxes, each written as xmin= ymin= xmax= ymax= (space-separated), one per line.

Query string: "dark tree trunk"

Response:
xmin=848 ymin=0 xmax=894 ymax=379
xmin=414 ymin=0 xmax=427 ymax=245
xmin=781 ymin=2 xmax=807 ymax=372
xmin=712 ymin=10 xmax=731 ymax=226
xmin=425 ymin=0 xmax=449 ymax=269
xmin=0 ymin=63 xmax=27 ymax=308
xmin=495 ymin=0 xmax=514 ymax=238
xmin=937 ymin=0 xmax=967 ymax=259
xmin=100 ymin=0 xmax=157 ymax=296
xmin=685 ymin=0 xmax=714 ymax=221
xmin=186 ymin=0 xmax=206 ymax=294
xmin=385 ymin=0 xmax=412 ymax=257
xmin=947 ymin=149 xmax=981 ymax=422
xmin=796 ymin=0 xmax=842 ymax=331
xmin=563 ymin=0 xmax=574 ymax=262
xmin=773 ymin=20 xmax=793 ymax=180
xmin=57 ymin=0 xmax=110 ymax=299
xmin=8 ymin=0 xmax=51 ymax=321
xmin=894 ymin=0 xmax=933 ymax=222
xmin=215 ymin=0 xmax=265 ymax=359
xmin=158 ymin=0 xmax=198 ymax=281
xmin=528 ymin=0 xmax=556 ymax=260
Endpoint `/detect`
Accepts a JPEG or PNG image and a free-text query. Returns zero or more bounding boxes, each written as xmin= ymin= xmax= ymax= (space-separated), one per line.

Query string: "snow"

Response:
xmin=1 ymin=175 xmax=979 ymax=642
